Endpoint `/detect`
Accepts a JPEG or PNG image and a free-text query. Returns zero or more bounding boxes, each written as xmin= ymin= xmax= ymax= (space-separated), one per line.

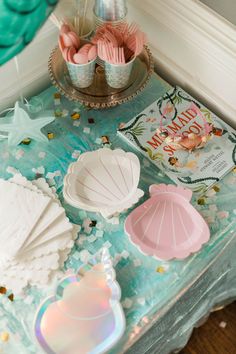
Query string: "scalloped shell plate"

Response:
xmin=125 ymin=184 xmax=210 ymax=260
xmin=63 ymin=148 xmax=144 ymax=218
xmin=34 ymin=263 xmax=125 ymax=354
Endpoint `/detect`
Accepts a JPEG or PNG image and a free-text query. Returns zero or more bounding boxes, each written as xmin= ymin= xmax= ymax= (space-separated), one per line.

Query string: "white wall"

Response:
xmin=128 ymin=0 xmax=236 ymax=127
xmin=0 ymin=21 xmax=58 ymax=111
xmin=200 ymin=0 xmax=236 ymax=26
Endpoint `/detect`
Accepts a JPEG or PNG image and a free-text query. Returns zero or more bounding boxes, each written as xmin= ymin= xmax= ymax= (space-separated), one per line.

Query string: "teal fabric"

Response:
xmin=0 ymin=75 xmax=235 ymax=353
xmin=0 ymin=0 xmax=58 ymax=65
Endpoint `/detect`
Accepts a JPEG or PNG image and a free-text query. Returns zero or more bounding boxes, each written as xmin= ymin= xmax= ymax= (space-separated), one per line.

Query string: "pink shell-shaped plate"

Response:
xmin=125 ymin=184 xmax=210 ymax=260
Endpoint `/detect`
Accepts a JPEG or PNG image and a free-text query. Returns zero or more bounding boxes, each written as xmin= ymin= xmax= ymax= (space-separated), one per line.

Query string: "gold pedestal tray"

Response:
xmin=48 ymin=46 xmax=154 ymax=109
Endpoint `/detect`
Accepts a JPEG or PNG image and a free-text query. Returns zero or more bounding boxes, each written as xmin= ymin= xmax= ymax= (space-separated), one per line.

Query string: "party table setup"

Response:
xmin=0 ymin=1 xmax=236 ymax=354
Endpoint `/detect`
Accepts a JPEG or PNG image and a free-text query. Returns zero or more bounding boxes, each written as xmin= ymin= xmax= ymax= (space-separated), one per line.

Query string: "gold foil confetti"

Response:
xmin=101 ymin=136 xmax=110 ymax=145
xmin=212 ymin=185 xmax=220 ymax=192
xmin=0 ymin=287 xmax=6 ymax=295
xmin=71 ymin=112 xmax=80 ymax=120
xmin=21 ymin=138 xmax=31 ymax=145
xmin=8 ymin=294 xmax=14 ymax=302
xmin=156 ymin=266 xmax=165 ymax=273
xmin=0 ymin=332 xmax=9 ymax=342
xmin=197 ymin=198 xmax=205 ymax=205
xmin=47 ymin=132 xmax=54 ymax=140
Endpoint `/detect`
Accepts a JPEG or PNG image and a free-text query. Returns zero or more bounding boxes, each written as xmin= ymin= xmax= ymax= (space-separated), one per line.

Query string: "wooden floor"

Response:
xmin=180 ymin=302 xmax=236 ymax=354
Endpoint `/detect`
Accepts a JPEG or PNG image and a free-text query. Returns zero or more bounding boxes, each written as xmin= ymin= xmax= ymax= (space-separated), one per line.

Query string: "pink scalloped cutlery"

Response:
xmin=93 ymin=22 xmax=147 ymax=65
xmin=125 ymin=184 xmax=210 ymax=260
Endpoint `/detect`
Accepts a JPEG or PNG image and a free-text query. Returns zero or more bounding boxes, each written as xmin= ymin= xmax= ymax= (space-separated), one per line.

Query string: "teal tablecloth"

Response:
xmin=0 ymin=74 xmax=236 ymax=354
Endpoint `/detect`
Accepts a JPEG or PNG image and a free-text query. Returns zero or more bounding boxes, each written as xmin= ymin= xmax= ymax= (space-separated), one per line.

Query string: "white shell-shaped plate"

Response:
xmin=63 ymin=148 xmax=143 ymax=218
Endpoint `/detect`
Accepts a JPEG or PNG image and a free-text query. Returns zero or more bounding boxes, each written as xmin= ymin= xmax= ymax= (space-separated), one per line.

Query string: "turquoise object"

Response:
xmin=0 ymin=74 xmax=235 ymax=354
xmin=0 ymin=0 xmax=58 ymax=65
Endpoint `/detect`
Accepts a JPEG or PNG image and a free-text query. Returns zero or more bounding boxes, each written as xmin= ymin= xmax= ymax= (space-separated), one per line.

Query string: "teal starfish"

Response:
xmin=0 ymin=101 xmax=55 ymax=146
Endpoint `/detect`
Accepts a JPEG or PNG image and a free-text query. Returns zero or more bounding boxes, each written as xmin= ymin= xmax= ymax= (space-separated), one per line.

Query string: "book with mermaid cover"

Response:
xmin=118 ymin=86 xmax=236 ymax=193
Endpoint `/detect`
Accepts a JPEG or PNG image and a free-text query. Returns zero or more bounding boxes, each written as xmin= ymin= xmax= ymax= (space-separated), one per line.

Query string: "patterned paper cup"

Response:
xmin=104 ymin=56 xmax=135 ymax=89
xmin=66 ymin=57 xmax=96 ymax=89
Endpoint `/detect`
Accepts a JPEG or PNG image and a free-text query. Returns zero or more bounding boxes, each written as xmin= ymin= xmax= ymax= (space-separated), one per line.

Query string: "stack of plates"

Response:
xmin=0 ymin=174 xmax=78 ymax=294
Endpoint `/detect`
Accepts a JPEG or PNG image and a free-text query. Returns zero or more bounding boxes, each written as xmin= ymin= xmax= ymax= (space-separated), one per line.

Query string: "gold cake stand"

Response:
xmin=48 ymin=46 xmax=154 ymax=109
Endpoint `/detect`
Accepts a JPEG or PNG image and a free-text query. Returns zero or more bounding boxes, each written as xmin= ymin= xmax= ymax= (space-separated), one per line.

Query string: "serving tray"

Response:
xmin=48 ymin=46 xmax=154 ymax=109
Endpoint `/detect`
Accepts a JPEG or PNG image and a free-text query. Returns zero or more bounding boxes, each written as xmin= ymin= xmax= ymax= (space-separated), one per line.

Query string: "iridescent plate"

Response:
xmin=34 ymin=257 xmax=125 ymax=354
xmin=48 ymin=46 xmax=153 ymax=108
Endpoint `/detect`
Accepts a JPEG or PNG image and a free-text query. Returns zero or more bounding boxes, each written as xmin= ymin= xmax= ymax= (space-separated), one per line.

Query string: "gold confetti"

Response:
xmin=47 ymin=132 xmax=54 ymax=140
xmin=156 ymin=266 xmax=165 ymax=273
xmin=233 ymin=167 xmax=236 ymax=173
xmin=54 ymin=109 xmax=62 ymax=118
xmin=0 ymin=332 xmax=9 ymax=342
xmin=0 ymin=287 xmax=6 ymax=295
xmin=197 ymin=198 xmax=205 ymax=205
xmin=21 ymin=138 xmax=31 ymax=145
xmin=71 ymin=112 xmax=80 ymax=120
xmin=212 ymin=185 xmax=220 ymax=192
xmin=8 ymin=294 xmax=14 ymax=302
xmin=101 ymin=135 xmax=110 ymax=145
xmin=53 ymin=93 xmax=61 ymax=99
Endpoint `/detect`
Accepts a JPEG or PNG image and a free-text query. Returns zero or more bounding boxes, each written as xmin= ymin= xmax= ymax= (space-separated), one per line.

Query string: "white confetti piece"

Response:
xmin=95 ymin=230 xmax=104 ymax=238
xmin=82 ymin=218 xmax=92 ymax=234
xmin=142 ymin=316 xmax=149 ymax=324
xmin=83 ymin=127 xmax=90 ymax=134
xmin=72 ymin=252 xmax=80 ymax=261
xmin=137 ymin=298 xmax=146 ymax=306
xmin=15 ymin=149 xmax=24 ymax=160
xmin=95 ymin=138 xmax=102 ymax=144
xmin=38 ymin=151 xmax=46 ymax=159
xmin=73 ymin=121 xmax=80 ymax=127
xmin=219 ymin=321 xmax=227 ymax=329
xmin=54 ymin=170 xmax=61 ymax=177
xmin=76 ymin=238 xmax=85 ymax=245
xmin=113 ymin=253 xmax=122 ymax=266
xmin=6 ymin=166 xmax=19 ymax=175
xmin=121 ymin=250 xmax=129 ymax=259
xmin=72 ymin=150 xmax=81 ymax=159
xmin=62 ymin=109 xmax=69 ymax=117
xmin=32 ymin=166 xmax=45 ymax=175
xmin=87 ymin=235 xmax=97 ymax=243
xmin=133 ymin=259 xmax=142 ymax=267
xmin=206 ymin=188 xmax=216 ymax=197
xmin=46 ymin=172 xmax=55 ymax=179
xmin=24 ymin=296 xmax=33 ymax=305
xmin=217 ymin=211 xmax=229 ymax=219
xmin=103 ymin=241 xmax=112 ymax=249
xmin=54 ymin=98 xmax=61 ymax=106
xmin=96 ymin=222 xmax=104 ymax=230
xmin=79 ymin=250 xmax=91 ymax=263
xmin=209 ymin=204 xmax=217 ymax=211
xmin=122 ymin=298 xmax=133 ymax=309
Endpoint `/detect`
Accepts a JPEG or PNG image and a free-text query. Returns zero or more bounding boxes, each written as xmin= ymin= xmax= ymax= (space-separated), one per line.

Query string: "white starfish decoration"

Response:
xmin=0 ymin=101 xmax=55 ymax=146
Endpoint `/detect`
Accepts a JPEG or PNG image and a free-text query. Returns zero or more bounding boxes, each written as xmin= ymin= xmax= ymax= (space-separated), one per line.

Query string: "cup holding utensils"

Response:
xmin=58 ymin=23 xmax=97 ymax=89
xmin=94 ymin=22 xmax=147 ymax=88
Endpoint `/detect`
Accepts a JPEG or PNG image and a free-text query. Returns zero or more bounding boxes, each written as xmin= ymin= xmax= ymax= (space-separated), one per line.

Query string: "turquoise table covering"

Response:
xmin=0 ymin=74 xmax=236 ymax=354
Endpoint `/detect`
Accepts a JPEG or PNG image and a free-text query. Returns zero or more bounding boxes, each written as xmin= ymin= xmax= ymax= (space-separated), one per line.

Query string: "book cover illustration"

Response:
xmin=118 ymin=86 xmax=236 ymax=193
